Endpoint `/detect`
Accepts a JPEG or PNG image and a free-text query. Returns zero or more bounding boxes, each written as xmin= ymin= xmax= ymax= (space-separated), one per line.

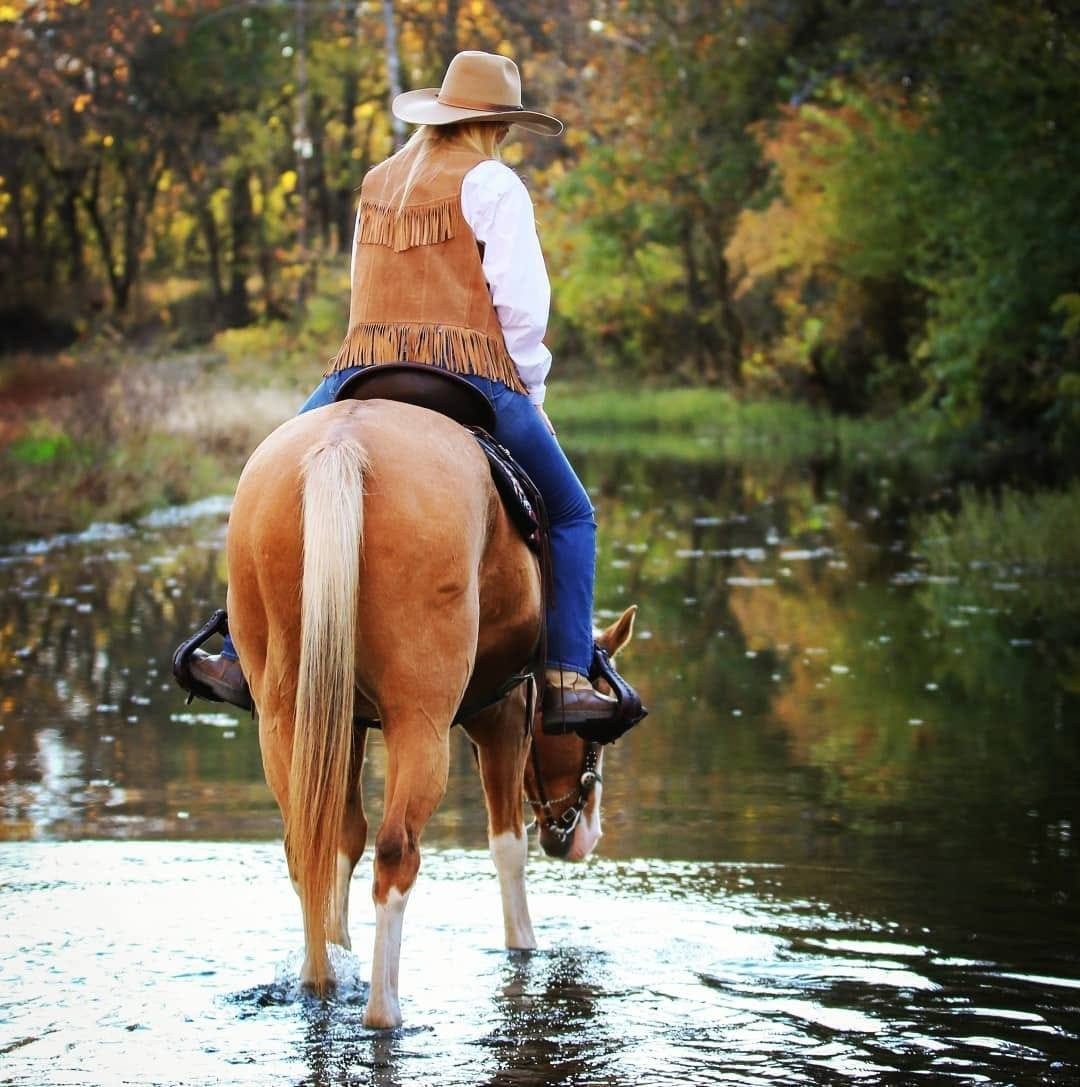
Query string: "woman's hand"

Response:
xmin=536 ymin=404 xmax=556 ymax=435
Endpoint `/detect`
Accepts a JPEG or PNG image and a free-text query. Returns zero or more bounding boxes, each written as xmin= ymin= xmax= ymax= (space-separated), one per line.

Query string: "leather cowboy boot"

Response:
xmin=542 ymin=669 xmax=617 ymax=733
xmin=188 ymin=650 xmax=251 ymax=710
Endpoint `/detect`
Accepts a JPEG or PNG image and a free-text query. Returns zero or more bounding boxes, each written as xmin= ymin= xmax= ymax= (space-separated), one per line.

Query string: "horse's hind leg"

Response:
xmin=328 ymin=723 xmax=369 ymax=950
xmin=365 ymin=710 xmax=453 ymax=1029
xmin=466 ymin=690 xmax=537 ymax=950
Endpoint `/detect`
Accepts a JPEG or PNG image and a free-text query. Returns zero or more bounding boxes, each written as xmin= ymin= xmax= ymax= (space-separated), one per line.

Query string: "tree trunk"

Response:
xmin=713 ymin=253 xmax=744 ymax=385
xmin=59 ymin=186 xmax=84 ymax=285
xmin=382 ymin=0 xmax=405 ymax=150
xmin=226 ymin=170 xmax=254 ymax=327
xmin=198 ymin=203 xmax=226 ymax=316
xmin=309 ymin=94 xmax=334 ymax=251
xmin=81 ymin=162 xmax=122 ymax=310
xmin=439 ymin=0 xmax=460 ymax=70
xmin=680 ymin=212 xmax=721 ymax=382
xmin=708 ymin=232 xmax=744 ymax=385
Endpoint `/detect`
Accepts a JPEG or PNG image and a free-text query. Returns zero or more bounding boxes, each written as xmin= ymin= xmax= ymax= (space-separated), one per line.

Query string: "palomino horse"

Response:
xmin=224 ymin=397 xmax=637 ymax=1028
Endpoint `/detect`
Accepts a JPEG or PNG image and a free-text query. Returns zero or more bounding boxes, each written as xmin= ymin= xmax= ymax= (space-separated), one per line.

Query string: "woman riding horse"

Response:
xmin=189 ymin=50 xmax=639 ymax=732
xmin=174 ymin=51 xmax=646 ymax=1028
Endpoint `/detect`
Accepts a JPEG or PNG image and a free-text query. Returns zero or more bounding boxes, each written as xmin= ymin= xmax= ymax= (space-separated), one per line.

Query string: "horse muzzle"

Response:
xmin=537 ymin=782 xmax=603 ymax=862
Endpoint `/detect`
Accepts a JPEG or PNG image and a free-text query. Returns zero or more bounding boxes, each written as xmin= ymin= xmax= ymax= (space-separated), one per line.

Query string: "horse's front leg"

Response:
xmin=365 ymin=712 xmax=452 ymax=1029
xmin=327 ymin=723 xmax=369 ymax=950
xmin=466 ymin=690 xmax=537 ymax=951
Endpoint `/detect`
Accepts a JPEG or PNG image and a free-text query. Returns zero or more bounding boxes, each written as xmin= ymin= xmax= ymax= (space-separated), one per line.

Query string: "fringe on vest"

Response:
xmin=328 ymin=321 xmax=528 ymax=395
xmin=357 ymin=197 xmax=457 ymax=253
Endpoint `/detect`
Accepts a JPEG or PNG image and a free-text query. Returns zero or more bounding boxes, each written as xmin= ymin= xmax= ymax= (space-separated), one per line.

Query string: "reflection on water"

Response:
xmin=1 ymin=844 xmax=1076 ymax=1086
xmin=1 ymin=452 xmax=1079 ymax=1083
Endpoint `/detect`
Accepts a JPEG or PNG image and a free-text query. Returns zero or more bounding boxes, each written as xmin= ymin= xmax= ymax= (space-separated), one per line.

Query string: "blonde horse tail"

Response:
xmin=288 ymin=433 xmax=370 ymax=976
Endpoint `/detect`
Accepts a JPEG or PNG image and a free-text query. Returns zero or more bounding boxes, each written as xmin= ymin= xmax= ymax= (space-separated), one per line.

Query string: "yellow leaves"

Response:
xmin=167 ymin=214 xmax=196 ymax=252
xmin=73 ymin=92 xmax=92 ymax=113
xmin=102 ymin=134 xmax=113 ymax=147
xmin=279 ymin=169 xmax=297 ymax=194
xmin=208 ymin=186 xmax=229 ymax=225
xmin=0 ymin=4 xmax=20 ymax=22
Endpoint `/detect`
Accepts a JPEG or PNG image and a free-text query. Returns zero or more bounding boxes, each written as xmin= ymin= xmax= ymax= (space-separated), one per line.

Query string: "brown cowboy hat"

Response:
xmin=392 ymin=51 xmax=563 ymax=136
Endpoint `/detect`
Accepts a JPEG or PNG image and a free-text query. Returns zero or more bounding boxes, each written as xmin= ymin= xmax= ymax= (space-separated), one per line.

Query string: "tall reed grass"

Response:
xmin=917 ymin=483 xmax=1080 ymax=579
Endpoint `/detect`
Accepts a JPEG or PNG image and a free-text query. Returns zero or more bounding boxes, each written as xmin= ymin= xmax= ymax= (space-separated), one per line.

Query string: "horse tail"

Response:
xmin=288 ymin=433 xmax=370 ymax=965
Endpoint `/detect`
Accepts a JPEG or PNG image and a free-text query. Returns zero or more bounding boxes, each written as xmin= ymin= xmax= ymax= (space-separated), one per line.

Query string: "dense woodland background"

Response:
xmin=1 ymin=0 xmax=1078 ymax=466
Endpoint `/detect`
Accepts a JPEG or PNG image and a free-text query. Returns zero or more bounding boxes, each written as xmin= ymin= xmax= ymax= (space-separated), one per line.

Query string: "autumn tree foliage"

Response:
xmin=0 ymin=0 xmax=1077 ymax=454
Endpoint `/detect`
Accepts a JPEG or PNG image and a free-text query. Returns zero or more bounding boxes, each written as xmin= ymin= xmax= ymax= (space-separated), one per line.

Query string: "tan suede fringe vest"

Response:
xmin=328 ymin=142 xmax=527 ymax=394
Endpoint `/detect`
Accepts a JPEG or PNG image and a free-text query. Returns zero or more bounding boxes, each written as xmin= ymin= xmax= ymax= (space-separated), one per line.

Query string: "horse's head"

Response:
xmin=525 ymin=605 xmax=639 ymax=862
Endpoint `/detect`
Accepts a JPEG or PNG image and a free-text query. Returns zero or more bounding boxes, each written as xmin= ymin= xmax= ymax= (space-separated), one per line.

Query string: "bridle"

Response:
xmin=524 ymin=712 xmax=603 ymax=849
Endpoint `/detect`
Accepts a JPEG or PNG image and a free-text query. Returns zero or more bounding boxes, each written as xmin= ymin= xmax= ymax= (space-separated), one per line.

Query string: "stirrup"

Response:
xmin=569 ymin=645 xmax=648 ymax=746
xmin=172 ymin=609 xmax=252 ymax=711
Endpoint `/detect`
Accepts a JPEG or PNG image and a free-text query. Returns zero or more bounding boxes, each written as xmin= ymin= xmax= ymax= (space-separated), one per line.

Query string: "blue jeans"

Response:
xmin=248 ymin=366 xmax=596 ymax=675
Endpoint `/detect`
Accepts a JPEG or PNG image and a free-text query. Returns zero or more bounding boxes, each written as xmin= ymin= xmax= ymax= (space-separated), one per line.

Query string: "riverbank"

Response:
xmin=1 ymin=338 xmax=1076 ymax=555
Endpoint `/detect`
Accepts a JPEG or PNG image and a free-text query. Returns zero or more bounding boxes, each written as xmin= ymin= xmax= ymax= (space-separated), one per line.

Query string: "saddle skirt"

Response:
xmin=468 ymin=428 xmax=543 ymax=551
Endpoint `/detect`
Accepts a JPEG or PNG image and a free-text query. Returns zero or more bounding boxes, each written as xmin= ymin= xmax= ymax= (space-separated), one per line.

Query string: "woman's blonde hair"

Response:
xmin=397 ymin=122 xmax=505 ymax=211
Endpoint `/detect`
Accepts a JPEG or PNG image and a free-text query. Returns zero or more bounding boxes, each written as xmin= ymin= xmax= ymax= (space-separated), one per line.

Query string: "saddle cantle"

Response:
xmin=334 ymin=362 xmax=496 ymax=431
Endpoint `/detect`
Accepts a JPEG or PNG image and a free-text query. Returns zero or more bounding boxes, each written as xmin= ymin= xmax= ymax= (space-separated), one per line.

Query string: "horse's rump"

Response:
xmin=227 ymin=399 xmax=540 ymax=703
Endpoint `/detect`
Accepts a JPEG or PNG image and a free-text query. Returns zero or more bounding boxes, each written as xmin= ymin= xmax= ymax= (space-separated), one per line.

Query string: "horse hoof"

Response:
xmin=363 ymin=1000 xmax=402 ymax=1030
xmin=299 ymin=957 xmax=336 ymax=997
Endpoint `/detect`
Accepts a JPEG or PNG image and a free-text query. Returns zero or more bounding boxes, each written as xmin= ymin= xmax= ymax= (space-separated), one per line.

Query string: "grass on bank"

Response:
xmin=0 ymin=309 xmax=1069 ymax=547
xmin=551 ymin=382 xmax=948 ymax=472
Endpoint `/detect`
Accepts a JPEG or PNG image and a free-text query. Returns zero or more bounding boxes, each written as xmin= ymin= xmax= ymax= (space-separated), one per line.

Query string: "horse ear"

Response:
xmin=597 ymin=604 xmax=637 ymax=657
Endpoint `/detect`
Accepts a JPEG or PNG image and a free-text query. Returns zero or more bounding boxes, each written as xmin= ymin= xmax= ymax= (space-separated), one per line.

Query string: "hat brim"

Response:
xmin=392 ymin=88 xmax=563 ymax=136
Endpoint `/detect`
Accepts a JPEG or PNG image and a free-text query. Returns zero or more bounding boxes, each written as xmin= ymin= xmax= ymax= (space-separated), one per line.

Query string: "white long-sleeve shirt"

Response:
xmin=461 ymin=160 xmax=552 ymax=406
xmin=349 ymin=158 xmax=553 ymax=405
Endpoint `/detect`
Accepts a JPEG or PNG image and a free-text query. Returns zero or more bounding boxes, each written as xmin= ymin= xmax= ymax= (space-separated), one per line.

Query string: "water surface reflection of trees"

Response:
xmin=1 ymin=460 xmax=1076 ymax=932
xmin=578 ymin=449 xmax=1079 ymax=925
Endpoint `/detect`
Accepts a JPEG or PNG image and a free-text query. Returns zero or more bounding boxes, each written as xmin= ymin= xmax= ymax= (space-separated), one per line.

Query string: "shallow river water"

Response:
xmin=1 ymin=444 xmax=1078 ymax=1086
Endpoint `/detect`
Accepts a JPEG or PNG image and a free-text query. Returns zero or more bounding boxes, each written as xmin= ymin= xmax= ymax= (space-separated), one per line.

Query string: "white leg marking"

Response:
xmin=328 ymin=851 xmax=355 ymax=949
xmin=490 ymin=830 xmax=537 ymax=950
xmin=365 ymin=886 xmax=409 ymax=1029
